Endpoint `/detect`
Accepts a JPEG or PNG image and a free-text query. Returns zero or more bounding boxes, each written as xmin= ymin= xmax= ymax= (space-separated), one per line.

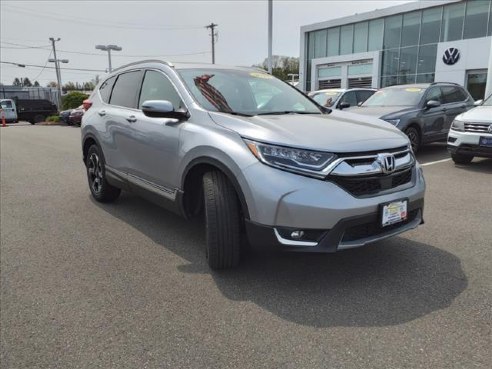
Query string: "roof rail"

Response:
xmin=112 ymin=59 xmax=174 ymax=73
xmin=430 ymin=81 xmax=461 ymax=86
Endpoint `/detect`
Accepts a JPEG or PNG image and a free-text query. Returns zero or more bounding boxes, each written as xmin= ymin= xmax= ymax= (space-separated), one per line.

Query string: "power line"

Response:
xmin=3 ymin=5 xmax=204 ymax=31
xmin=0 ymin=42 xmax=210 ymax=58
xmin=1 ymin=61 xmax=106 ymax=72
xmin=31 ymin=50 xmax=53 ymax=81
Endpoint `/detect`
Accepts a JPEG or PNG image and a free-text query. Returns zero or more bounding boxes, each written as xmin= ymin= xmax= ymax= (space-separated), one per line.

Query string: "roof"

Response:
xmin=113 ymin=59 xmax=264 ymax=73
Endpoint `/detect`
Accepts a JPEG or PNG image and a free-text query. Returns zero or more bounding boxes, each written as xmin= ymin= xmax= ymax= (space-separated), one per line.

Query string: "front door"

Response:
xmin=420 ymin=86 xmax=446 ymax=141
xmin=126 ymin=70 xmax=185 ymax=190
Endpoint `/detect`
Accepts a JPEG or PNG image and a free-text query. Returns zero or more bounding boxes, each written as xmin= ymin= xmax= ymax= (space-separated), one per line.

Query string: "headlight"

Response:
xmin=451 ymin=119 xmax=464 ymax=131
xmin=244 ymin=139 xmax=337 ymax=178
xmin=384 ymin=119 xmax=400 ymax=126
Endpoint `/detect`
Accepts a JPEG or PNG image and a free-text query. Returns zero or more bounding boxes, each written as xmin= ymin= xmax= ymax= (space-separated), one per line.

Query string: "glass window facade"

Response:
xmin=305 ymin=0 xmax=492 ymax=90
xmin=340 ymin=25 xmax=354 ymax=55
xmin=353 ymin=22 xmax=368 ymax=53
xmin=463 ymin=0 xmax=490 ymax=39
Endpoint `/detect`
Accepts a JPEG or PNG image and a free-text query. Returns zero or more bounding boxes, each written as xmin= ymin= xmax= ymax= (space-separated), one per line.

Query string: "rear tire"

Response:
xmin=451 ymin=153 xmax=473 ymax=164
xmin=34 ymin=114 xmax=45 ymax=123
xmin=203 ymin=171 xmax=241 ymax=269
xmin=405 ymin=126 xmax=421 ymax=153
xmin=86 ymin=144 xmax=121 ymax=202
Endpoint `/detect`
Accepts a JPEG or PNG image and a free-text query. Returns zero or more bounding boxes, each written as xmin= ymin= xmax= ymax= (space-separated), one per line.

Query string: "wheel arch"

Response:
xmin=180 ymin=157 xmax=251 ymax=220
xmin=82 ymin=133 xmax=101 ymax=164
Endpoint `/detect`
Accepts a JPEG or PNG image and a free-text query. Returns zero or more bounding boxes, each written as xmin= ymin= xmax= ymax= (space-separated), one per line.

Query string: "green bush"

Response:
xmin=61 ymin=91 xmax=88 ymax=110
xmin=46 ymin=115 xmax=60 ymax=122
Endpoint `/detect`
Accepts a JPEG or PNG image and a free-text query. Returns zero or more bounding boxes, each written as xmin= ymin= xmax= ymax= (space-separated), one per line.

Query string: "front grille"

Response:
xmin=464 ymin=122 xmax=492 ymax=133
xmin=342 ymin=209 xmax=419 ymax=242
xmin=329 ymin=167 xmax=413 ymax=197
xmin=336 ymin=145 xmax=408 ymax=157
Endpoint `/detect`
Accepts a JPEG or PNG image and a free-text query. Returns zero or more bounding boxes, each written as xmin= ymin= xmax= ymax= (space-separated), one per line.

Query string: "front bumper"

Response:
xmin=447 ymin=130 xmax=492 ymax=158
xmin=240 ymin=160 xmax=426 ymax=252
xmin=245 ymin=198 xmax=424 ymax=252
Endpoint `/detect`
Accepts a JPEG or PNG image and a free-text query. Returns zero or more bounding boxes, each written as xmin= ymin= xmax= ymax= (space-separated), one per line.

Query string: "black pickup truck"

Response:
xmin=16 ymin=99 xmax=58 ymax=124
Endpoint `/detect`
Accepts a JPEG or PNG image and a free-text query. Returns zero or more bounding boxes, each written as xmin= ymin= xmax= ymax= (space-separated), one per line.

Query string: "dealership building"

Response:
xmin=299 ymin=0 xmax=492 ymax=100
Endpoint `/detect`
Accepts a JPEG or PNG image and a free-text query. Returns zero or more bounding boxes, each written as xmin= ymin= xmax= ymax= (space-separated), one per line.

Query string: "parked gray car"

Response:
xmin=348 ymin=83 xmax=475 ymax=152
xmin=81 ymin=61 xmax=426 ymax=269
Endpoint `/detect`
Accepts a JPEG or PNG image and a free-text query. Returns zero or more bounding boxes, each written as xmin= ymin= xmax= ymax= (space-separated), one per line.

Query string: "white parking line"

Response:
xmin=421 ymin=158 xmax=452 ymax=167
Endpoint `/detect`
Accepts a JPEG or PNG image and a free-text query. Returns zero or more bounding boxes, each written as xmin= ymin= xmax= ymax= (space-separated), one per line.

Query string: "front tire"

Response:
xmin=203 ymin=171 xmax=241 ymax=269
xmin=405 ymin=126 xmax=421 ymax=153
xmin=451 ymin=153 xmax=473 ymax=164
xmin=86 ymin=144 xmax=121 ymax=202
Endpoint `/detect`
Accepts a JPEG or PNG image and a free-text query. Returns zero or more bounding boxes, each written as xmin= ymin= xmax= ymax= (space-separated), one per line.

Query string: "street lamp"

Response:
xmin=95 ymin=44 xmax=122 ymax=73
xmin=48 ymin=57 xmax=68 ymax=105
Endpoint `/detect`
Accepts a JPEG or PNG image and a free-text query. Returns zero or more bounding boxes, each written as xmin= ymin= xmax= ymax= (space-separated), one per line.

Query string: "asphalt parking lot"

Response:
xmin=1 ymin=124 xmax=491 ymax=369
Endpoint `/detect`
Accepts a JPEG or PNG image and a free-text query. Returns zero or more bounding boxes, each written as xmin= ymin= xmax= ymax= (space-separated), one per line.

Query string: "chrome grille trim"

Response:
xmin=327 ymin=150 xmax=414 ymax=177
xmin=464 ymin=122 xmax=492 ymax=133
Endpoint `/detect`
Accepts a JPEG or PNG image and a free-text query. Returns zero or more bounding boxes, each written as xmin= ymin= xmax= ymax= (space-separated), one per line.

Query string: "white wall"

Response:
xmin=435 ymin=37 xmax=491 ymax=86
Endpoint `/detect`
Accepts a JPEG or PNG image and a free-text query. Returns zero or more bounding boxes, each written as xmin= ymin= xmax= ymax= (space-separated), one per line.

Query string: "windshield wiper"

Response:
xmin=255 ymin=111 xmax=321 ymax=116
xmin=217 ymin=110 xmax=254 ymax=117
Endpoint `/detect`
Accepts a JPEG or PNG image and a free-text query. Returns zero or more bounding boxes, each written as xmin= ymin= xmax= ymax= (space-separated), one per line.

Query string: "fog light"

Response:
xmin=290 ymin=230 xmax=304 ymax=239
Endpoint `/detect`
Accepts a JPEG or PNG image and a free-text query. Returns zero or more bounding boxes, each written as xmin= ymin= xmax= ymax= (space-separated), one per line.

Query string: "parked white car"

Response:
xmin=0 ymin=99 xmax=18 ymax=123
xmin=448 ymin=95 xmax=492 ymax=164
xmin=308 ymin=88 xmax=376 ymax=110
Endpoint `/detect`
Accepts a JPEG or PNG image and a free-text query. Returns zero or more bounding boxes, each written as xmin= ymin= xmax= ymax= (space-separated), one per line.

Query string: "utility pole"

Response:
xmin=49 ymin=37 xmax=63 ymax=107
xmin=206 ymin=23 xmax=218 ymax=64
xmin=268 ymin=0 xmax=273 ymax=74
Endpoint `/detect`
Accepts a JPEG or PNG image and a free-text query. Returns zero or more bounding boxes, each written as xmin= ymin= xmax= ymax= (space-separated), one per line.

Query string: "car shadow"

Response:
xmin=416 ymin=142 xmax=449 ymax=163
xmin=450 ymin=158 xmax=492 ymax=174
xmin=92 ymin=192 xmax=467 ymax=328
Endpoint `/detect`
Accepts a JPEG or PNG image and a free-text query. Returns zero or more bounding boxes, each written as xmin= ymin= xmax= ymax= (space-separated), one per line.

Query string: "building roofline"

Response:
xmin=300 ymin=0 xmax=462 ymax=33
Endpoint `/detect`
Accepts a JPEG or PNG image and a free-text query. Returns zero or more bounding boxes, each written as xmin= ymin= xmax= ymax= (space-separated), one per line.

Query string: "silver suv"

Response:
xmin=81 ymin=61 xmax=426 ymax=269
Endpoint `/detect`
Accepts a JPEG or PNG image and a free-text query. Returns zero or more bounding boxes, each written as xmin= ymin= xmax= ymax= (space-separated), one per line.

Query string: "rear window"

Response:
xmin=441 ymin=86 xmax=468 ymax=104
xmin=99 ymin=76 xmax=116 ymax=103
xmin=1 ymin=100 xmax=13 ymax=109
xmin=110 ymin=71 xmax=143 ymax=108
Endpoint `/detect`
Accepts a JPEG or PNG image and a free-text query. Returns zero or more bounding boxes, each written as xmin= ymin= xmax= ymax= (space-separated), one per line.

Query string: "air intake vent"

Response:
xmin=318 ymin=79 xmax=341 ymax=89
xmin=348 ymin=77 xmax=372 ymax=88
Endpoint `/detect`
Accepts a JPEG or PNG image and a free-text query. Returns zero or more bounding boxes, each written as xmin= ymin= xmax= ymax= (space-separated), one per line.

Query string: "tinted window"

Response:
xmin=327 ymin=27 xmax=340 ymax=56
xmin=463 ymin=0 xmax=489 ymax=39
xmin=384 ymin=15 xmax=402 ymax=49
xmin=139 ymin=70 xmax=183 ymax=109
xmin=353 ymin=22 xmax=368 ymax=53
xmin=340 ymin=25 xmax=354 ymax=55
xmin=356 ymin=90 xmax=375 ymax=103
xmin=425 ymin=87 xmax=442 ymax=103
xmin=1 ymin=100 xmax=13 ymax=108
xmin=99 ymin=76 xmax=116 ymax=103
xmin=401 ymin=11 xmax=421 ymax=47
xmin=110 ymin=71 xmax=143 ymax=108
xmin=339 ymin=91 xmax=357 ymax=107
xmin=368 ymin=19 xmax=383 ymax=51
xmin=441 ymin=86 xmax=467 ymax=104
xmin=441 ymin=3 xmax=465 ymax=42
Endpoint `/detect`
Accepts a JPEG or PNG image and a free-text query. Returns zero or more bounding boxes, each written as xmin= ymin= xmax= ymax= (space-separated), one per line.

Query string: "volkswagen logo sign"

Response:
xmin=488 ymin=124 xmax=492 ymax=134
xmin=377 ymin=153 xmax=396 ymax=174
xmin=443 ymin=48 xmax=460 ymax=65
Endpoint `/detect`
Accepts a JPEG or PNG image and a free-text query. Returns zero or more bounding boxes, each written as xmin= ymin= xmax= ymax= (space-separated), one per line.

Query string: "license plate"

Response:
xmin=381 ymin=200 xmax=408 ymax=227
xmin=479 ymin=136 xmax=492 ymax=147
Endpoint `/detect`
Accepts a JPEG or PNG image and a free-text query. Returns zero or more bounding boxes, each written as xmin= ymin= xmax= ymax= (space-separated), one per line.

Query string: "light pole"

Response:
xmin=49 ymin=37 xmax=66 ymax=107
xmin=95 ymin=44 xmax=122 ymax=73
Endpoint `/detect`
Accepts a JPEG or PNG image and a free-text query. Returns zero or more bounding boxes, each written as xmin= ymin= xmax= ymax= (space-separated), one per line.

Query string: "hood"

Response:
xmin=456 ymin=105 xmax=492 ymax=123
xmin=209 ymin=110 xmax=409 ymax=153
xmin=347 ymin=106 xmax=419 ymax=120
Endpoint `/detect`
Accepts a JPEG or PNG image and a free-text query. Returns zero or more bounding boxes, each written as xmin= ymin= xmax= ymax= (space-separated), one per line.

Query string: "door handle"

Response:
xmin=126 ymin=115 xmax=137 ymax=123
xmin=98 ymin=110 xmax=106 ymax=117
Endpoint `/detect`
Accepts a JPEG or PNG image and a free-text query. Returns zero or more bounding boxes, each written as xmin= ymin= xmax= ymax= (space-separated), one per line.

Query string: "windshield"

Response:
xmin=311 ymin=91 xmax=341 ymax=107
xmin=362 ymin=87 xmax=425 ymax=107
xmin=483 ymin=94 xmax=492 ymax=106
xmin=178 ymin=69 xmax=321 ymax=116
xmin=1 ymin=100 xmax=13 ymax=109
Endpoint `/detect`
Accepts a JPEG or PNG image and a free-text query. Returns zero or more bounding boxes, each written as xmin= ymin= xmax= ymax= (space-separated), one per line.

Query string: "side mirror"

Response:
xmin=339 ymin=101 xmax=351 ymax=110
xmin=141 ymin=100 xmax=190 ymax=120
xmin=474 ymin=99 xmax=483 ymax=106
xmin=426 ymin=100 xmax=441 ymax=109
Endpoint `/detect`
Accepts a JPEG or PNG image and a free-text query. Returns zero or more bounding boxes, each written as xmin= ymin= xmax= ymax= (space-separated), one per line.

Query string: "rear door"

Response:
xmin=105 ymin=70 xmax=144 ymax=174
xmin=440 ymin=86 xmax=469 ymax=133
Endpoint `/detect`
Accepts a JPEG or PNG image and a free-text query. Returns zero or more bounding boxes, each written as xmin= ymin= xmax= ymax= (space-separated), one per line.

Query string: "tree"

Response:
xmin=23 ymin=77 xmax=32 ymax=87
xmin=61 ymin=91 xmax=88 ymax=110
xmin=13 ymin=78 xmax=21 ymax=86
xmin=33 ymin=81 xmax=40 ymax=87
xmin=254 ymin=56 xmax=299 ymax=81
xmin=47 ymin=81 xmax=58 ymax=88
